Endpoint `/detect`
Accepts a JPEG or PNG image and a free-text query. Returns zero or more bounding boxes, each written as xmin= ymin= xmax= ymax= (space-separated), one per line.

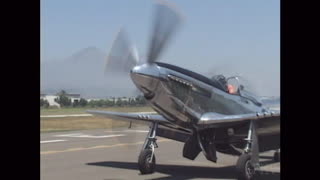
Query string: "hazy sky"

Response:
xmin=41 ymin=0 xmax=280 ymax=96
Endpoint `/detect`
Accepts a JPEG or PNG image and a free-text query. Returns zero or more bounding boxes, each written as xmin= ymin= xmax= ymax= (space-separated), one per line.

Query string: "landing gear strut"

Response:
xmin=138 ymin=122 xmax=158 ymax=174
xmin=236 ymin=120 xmax=260 ymax=180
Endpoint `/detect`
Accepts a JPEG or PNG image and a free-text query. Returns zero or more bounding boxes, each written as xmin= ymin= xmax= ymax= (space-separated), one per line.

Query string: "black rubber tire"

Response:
xmin=236 ymin=154 xmax=255 ymax=180
xmin=138 ymin=149 xmax=156 ymax=174
xmin=273 ymin=151 xmax=280 ymax=162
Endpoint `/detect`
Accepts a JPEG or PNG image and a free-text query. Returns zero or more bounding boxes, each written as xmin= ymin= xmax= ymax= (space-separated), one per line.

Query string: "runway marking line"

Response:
xmin=55 ymin=133 xmax=84 ymax=137
xmin=40 ymin=140 xmax=67 ymax=144
xmin=104 ymin=130 xmax=149 ymax=133
xmin=55 ymin=133 xmax=126 ymax=138
xmin=41 ymin=114 xmax=93 ymax=118
xmin=65 ymin=134 xmax=126 ymax=138
xmin=41 ymin=139 xmax=172 ymax=155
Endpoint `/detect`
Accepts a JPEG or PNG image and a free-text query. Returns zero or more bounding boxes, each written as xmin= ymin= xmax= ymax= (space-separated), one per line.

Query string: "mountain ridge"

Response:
xmin=41 ymin=46 xmax=136 ymax=98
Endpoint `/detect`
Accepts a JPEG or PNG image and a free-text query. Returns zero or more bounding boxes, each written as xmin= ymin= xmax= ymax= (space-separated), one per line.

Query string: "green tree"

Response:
xmin=96 ymin=99 xmax=104 ymax=107
xmin=121 ymin=97 xmax=128 ymax=106
xmin=135 ymin=95 xmax=147 ymax=106
xmin=55 ymin=90 xmax=72 ymax=107
xmin=88 ymin=100 xmax=97 ymax=107
xmin=128 ymin=98 xmax=135 ymax=106
xmin=57 ymin=90 xmax=67 ymax=96
xmin=72 ymin=100 xmax=80 ymax=107
xmin=116 ymin=98 xmax=123 ymax=106
xmin=79 ymin=98 xmax=88 ymax=107
xmin=40 ymin=99 xmax=49 ymax=108
xmin=40 ymin=99 xmax=44 ymax=106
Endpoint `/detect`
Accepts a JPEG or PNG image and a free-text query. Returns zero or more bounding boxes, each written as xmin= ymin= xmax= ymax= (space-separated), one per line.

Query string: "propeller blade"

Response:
xmin=105 ymin=28 xmax=139 ymax=76
xmin=146 ymin=0 xmax=183 ymax=64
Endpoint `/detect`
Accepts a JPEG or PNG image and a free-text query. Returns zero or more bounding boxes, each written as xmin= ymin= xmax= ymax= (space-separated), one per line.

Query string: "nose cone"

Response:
xmin=130 ymin=64 xmax=160 ymax=97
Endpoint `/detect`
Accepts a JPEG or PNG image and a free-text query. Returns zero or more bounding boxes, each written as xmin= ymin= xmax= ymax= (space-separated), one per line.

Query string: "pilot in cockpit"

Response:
xmin=214 ymin=75 xmax=238 ymax=94
xmin=227 ymin=84 xmax=237 ymax=94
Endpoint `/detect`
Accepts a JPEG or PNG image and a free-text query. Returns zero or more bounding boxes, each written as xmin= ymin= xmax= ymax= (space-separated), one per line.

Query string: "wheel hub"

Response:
xmin=146 ymin=156 xmax=151 ymax=167
xmin=245 ymin=160 xmax=255 ymax=177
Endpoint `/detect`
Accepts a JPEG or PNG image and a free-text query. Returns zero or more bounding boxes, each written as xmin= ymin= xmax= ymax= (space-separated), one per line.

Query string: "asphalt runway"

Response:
xmin=41 ymin=127 xmax=280 ymax=180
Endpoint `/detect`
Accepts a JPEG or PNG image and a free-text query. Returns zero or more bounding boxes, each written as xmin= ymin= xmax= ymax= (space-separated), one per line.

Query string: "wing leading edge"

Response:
xmin=86 ymin=110 xmax=172 ymax=125
xmin=87 ymin=110 xmax=191 ymax=143
xmin=87 ymin=109 xmax=280 ymax=129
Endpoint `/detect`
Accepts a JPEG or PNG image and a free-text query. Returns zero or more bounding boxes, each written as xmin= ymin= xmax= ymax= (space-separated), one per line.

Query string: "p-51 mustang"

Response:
xmin=88 ymin=1 xmax=280 ymax=180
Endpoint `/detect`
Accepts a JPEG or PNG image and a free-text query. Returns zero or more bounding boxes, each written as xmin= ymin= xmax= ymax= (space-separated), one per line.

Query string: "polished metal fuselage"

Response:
xmin=130 ymin=63 xmax=280 ymax=151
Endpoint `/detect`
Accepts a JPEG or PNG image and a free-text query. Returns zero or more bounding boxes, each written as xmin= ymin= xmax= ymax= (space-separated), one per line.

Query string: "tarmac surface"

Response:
xmin=41 ymin=127 xmax=280 ymax=180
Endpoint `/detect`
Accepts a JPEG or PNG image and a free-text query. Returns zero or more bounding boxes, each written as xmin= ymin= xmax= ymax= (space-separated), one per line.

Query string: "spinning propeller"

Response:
xmin=104 ymin=0 xmax=184 ymax=148
xmin=105 ymin=0 xmax=183 ymax=75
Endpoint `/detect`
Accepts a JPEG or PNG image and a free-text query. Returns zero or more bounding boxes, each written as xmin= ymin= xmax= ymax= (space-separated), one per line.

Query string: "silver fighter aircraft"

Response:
xmin=88 ymin=1 xmax=280 ymax=180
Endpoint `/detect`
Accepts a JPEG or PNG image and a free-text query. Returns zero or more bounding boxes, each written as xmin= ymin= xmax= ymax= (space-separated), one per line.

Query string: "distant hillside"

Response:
xmin=41 ymin=46 xmax=279 ymax=98
xmin=41 ymin=47 xmax=137 ymax=98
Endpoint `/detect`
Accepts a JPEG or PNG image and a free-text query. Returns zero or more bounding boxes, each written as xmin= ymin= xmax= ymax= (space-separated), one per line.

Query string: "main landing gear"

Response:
xmin=138 ymin=122 xmax=158 ymax=174
xmin=236 ymin=120 xmax=260 ymax=180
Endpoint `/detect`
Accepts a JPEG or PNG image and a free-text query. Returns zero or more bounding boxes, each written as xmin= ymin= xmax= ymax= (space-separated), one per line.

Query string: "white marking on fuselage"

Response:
xmin=40 ymin=139 xmax=67 ymax=144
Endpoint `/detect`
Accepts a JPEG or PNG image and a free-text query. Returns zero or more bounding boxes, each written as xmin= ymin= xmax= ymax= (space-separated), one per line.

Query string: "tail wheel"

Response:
xmin=236 ymin=154 xmax=256 ymax=180
xmin=138 ymin=149 xmax=156 ymax=174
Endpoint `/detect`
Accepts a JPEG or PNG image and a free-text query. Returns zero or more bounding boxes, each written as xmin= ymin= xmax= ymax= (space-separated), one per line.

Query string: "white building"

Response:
xmin=40 ymin=93 xmax=81 ymax=107
xmin=87 ymin=98 xmax=101 ymax=102
xmin=86 ymin=97 xmax=137 ymax=102
xmin=41 ymin=94 xmax=60 ymax=108
xmin=66 ymin=93 xmax=81 ymax=103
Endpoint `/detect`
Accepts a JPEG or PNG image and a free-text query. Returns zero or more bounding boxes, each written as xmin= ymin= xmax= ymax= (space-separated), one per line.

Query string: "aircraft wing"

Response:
xmin=198 ymin=110 xmax=280 ymax=128
xmin=87 ymin=110 xmax=191 ymax=143
xmin=86 ymin=110 xmax=172 ymax=125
